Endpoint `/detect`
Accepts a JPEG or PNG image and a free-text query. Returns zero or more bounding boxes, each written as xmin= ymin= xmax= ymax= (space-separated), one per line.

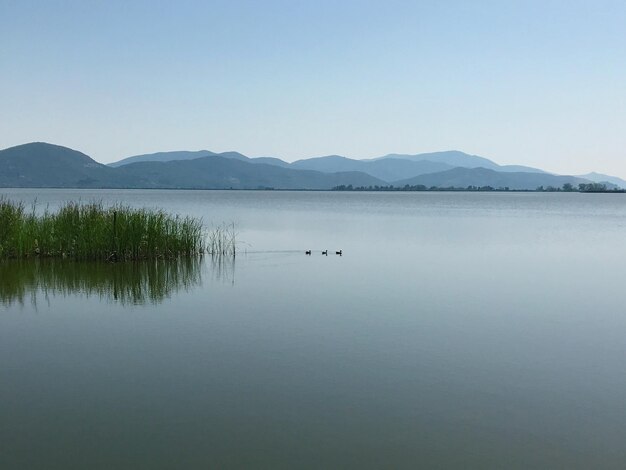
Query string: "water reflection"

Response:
xmin=208 ymin=254 xmax=236 ymax=285
xmin=0 ymin=258 xmax=204 ymax=307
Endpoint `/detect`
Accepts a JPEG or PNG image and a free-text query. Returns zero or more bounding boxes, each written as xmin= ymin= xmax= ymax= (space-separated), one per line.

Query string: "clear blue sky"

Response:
xmin=1 ymin=0 xmax=625 ymax=175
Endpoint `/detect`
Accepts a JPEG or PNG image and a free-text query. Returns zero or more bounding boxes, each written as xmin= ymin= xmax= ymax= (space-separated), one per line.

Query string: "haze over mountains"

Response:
xmin=1 ymin=142 xmax=624 ymax=190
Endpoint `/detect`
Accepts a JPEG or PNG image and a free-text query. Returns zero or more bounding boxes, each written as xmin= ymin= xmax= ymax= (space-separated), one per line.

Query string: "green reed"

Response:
xmin=207 ymin=222 xmax=237 ymax=256
xmin=0 ymin=198 xmax=206 ymax=260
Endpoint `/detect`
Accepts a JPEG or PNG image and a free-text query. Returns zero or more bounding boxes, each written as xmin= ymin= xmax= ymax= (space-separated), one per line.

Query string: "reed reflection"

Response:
xmin=208 ymin=254 xmax=236 ymax=286
xmin=0 ymin=258 xmax=203 ymax=307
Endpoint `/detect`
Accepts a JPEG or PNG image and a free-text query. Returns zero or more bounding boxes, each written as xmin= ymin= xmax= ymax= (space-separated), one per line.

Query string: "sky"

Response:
xmin=1 ymin=0 xmax=625 ymax=175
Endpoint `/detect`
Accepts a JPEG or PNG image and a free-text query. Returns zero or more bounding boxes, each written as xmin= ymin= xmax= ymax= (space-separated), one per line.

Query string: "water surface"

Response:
xmin=2 ymin=190 xmax=626 ymax=469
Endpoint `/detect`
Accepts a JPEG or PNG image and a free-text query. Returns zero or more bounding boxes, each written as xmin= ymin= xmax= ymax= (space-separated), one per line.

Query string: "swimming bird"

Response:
xmin=336 ymin=250 xmax=342 ymax=255
xmin=322 ymin=250 xmax=328 ymax=255
xmin=305 ymin=250 xmax=311 ymax=255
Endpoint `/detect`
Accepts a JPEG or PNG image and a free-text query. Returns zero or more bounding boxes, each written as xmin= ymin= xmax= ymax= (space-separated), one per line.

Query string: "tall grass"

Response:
xmin=0 ymin=198 xmax=206 ymax=260
xmin=207 ymin=222 xmax=237 ymax=256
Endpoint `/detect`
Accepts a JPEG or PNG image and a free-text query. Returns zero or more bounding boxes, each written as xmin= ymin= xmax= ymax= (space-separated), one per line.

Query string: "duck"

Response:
xmin=336 ymin=250 xmax=342 ymax=255
xmin=322 ymin=250 xmax=328 ymax=255
xmin=305 ymin=250 xmax=312 ymax=255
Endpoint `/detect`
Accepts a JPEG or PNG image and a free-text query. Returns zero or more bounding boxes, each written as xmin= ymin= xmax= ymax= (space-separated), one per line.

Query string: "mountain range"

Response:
xmin=1 ymin=142 xmax=624 ymax=190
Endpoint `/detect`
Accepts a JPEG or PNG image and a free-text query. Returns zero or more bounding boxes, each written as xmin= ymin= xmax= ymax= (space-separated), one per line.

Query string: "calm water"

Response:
xmin=2 ymin=189 xmax=626 ymax=469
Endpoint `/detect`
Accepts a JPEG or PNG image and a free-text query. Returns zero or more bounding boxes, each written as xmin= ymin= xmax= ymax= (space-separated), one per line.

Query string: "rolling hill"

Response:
xmin=578 ymin=172 xmax=626 ymax=189
xmin=110 ymin=150 xmax=292 ymax=169
xmin=376 ymin=151 xmax=547 ymax=174
xmin=2 ymin=142 xmax=623 ymax=191
xmin=289 ymin=155 xmax=453 ymax=181
xmin=394 ymin=167 xmax=589 ymax=190
xmin=0 ymin=142 xmax=383 ymax=190
xmin=108 ymin=150 xmax=219 ymax=167
xmin=111 ymin=149 xmax=549 ymax=181
xmin=0 ymin=142 xmax=125 ymax=188
xmin=114 ymin=157 xmax=384 ymax=190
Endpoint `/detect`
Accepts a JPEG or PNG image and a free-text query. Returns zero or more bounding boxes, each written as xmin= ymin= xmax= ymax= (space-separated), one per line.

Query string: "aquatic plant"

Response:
xmin=0 ymin=198 xmax=206 ymax=260
xmin=206 ymin=222 xmax=237 ymax=256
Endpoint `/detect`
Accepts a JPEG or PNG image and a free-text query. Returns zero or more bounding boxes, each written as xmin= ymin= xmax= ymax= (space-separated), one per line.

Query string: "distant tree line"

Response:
xmin=575 ymin=183 xmax=625 ymax=193
xmin=537 ymin=183 xmax=625 ymax=193
xmin=333 ymin=184 xmax=512 ymax=192
xmin=333 ymin=183 xmax=625 ymax=193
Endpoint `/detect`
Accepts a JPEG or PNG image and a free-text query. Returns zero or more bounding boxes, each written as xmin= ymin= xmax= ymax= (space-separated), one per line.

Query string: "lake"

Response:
xmin=2 ymin=189 xmax=626 ymax=469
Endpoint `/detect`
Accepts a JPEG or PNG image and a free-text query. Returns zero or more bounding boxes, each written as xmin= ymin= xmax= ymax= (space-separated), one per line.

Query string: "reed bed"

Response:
xmin=0 ymin=198 xmax=206 ymax=261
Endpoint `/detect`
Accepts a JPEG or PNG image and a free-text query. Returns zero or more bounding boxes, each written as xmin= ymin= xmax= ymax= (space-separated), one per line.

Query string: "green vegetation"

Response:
xmin=537 ymin=183 xmax=625 ymax=193
xmin=577 ymin=183 xmax=622 ymax=193
xmin=207 ymin=223 xmax=237 ymax=256
xmin=333 ymin=183 xmax=626 ymax=193
xmin=333 ymin=184 xmax=512 ymax=192
xmin=0 ymin=199 xmax=205 ymax=260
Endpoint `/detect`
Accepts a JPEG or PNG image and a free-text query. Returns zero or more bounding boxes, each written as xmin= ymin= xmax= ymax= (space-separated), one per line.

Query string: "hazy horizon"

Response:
xmin=2 ymin=1 xmax=625 ymax=176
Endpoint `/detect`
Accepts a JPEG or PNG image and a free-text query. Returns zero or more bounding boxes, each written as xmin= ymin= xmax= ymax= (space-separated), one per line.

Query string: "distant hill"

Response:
xmin=110 ymin=150 xmax=292 ymax=169
xmin=578 ymin=172 xmax=626 ymax=189
xmin=3 ymin=142 xmax=624 ymax=191
xmin=498 ymin=164 xmax=547 ymax=174
xmin=375 ymin=151 xmax=546 ymax=174
xmin=377 ymin=151 xmax=499 ymax=169
xmin=291 ymin=151 xmax=546 ymax=179
xmin=290 ymin=155 xmax=453 ymax=181
xmin=0 ymin=142 xmax=383 ymax=190
xmin=394 ymin=167 xmax=589 ymax=190
xmin=109 ymin=150 xmax=218 ymax=167
xmin=114 ymin=151 xmax=454 ymax=181
xmin=250 ymin=157 xmax=291 ymax=167
xmin=116 ymin=156 xmax=384 ymax=189
xmin=111 ymin=148 xmax=552 ymax=183
xmin=0 ymin=142 xmax=126 ymax=188
xmin=113 ymin=150 xmax=455 ymax=181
